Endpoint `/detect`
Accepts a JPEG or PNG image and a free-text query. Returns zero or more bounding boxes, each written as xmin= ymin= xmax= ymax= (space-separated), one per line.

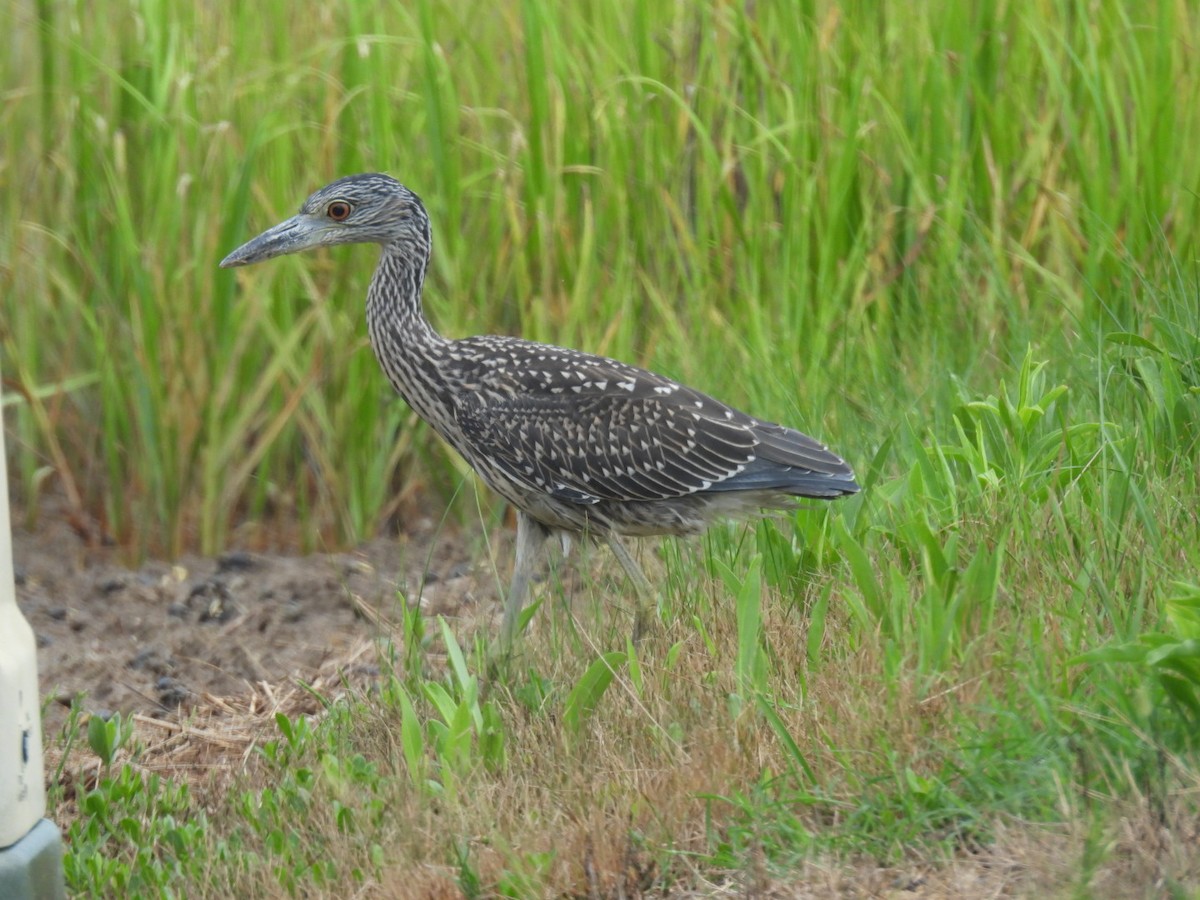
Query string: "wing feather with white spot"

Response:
xmin=449 ymin=339 xmax=855 ymax=507
xmin=449 ymin=347 xmax=756 ymax=502
xmin=457 ymin=389 xmax=759 ymax=503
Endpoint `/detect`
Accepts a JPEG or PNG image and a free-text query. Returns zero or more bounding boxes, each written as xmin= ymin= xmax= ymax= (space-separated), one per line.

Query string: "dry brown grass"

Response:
xmin=46 ymin=642 xmax=377 ymax=828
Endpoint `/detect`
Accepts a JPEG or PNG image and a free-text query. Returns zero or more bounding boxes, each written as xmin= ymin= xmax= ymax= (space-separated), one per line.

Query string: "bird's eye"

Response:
xmin=327 ymin=201 xmax=352 ymax=221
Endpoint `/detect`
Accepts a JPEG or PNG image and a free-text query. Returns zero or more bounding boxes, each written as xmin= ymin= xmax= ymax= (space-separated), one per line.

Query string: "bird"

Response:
xmin=220 ymin=173 xmax=859 ymax=645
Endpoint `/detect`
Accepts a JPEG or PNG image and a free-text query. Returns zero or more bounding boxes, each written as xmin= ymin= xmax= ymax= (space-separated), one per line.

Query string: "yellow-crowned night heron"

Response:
xmin=221 ymin=174 xmax=859 ymax=643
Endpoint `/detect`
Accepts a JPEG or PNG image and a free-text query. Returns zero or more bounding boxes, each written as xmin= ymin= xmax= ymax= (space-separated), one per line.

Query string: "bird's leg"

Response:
xmin=500 ymin=511 xmax=550 ymax=647
xmin=546 ymin=532 xmax=573 ymax=615
xmin=605 ymin=535 xmax=656 ymax=641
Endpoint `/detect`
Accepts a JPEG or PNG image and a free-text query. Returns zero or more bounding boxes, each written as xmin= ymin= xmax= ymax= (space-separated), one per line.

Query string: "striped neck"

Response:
xmin=365 ymin=241 xmax=457 ymax=436
xmin=366 ymin=242 xmax=441 ymax=344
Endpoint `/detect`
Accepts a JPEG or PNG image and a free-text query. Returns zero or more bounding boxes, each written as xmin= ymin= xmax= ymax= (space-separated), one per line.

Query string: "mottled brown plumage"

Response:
xmin=221 ymin=173 xmax=859 ymax=643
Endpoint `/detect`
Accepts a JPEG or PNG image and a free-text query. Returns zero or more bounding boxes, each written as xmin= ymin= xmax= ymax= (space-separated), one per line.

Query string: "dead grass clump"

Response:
xmin=46 ymin=639 xmax=380 ymax=824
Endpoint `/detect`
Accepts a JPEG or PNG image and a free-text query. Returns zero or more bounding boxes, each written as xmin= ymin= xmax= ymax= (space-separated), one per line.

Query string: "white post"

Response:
xmin=0 ymin=380 xmax=65 ymax=898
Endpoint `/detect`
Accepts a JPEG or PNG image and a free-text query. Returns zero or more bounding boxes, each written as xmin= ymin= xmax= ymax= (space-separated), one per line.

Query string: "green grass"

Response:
xmin=7 ymin=0 xmax=1200 ymax=895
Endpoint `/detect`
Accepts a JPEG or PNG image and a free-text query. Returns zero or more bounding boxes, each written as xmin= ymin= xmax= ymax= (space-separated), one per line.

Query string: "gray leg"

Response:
xmin=605 ymin=535 xmax=653 ymax=594
xmin=501 ymin=511 xmax=550 ymax=646
xmin=605 ymin=535 xmax=655 ymax=639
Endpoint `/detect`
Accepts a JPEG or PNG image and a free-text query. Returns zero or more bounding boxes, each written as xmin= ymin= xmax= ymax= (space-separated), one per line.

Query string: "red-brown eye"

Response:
xmin=327 ymin=201 xmax=352 ymax=221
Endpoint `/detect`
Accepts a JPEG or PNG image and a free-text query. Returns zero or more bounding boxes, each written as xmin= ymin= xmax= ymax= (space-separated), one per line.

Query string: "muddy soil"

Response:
xmin=13 ymin=508 xmax=500 ymax=730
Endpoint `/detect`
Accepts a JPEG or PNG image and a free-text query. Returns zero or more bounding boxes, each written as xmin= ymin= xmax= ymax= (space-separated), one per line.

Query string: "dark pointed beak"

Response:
xmin=220 ymin=215 xmax=323 ymax=268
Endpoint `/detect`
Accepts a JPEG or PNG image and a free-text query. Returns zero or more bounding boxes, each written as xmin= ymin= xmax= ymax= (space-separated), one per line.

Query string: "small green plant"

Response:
xmin=711 ymin=554 xmax=768 ymax=712
xmin=942 ymin=349 xmax=1102 ymax=502
xmin=562 ymin=650 xmax=626 ymax=734
xmin=1107 ymin=305 xmax=1200 ymax=458
xmin=385 ymin=619 xmax=509 ymax=793
xmin=496 ymin=849 xmax=556 ymax=898
xmin=244 ymin=704 xmax=396 ymax=892
xmin=65 ymin=709 xmax=214 ymax=897
xmin=1076 ymin=582 xmax=1200 ymax=740
xmin=86 ymin=711 xmax=134 ymax=769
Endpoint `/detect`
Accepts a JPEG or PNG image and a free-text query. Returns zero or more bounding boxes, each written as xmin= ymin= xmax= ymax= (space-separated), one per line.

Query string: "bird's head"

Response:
xmin=220 ymin=173 xmax=429 ymax=268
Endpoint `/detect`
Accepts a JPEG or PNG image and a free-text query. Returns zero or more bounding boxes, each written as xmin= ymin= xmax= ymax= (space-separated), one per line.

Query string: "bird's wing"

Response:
xmin=449 ymin=342 xmax=775 ymax=503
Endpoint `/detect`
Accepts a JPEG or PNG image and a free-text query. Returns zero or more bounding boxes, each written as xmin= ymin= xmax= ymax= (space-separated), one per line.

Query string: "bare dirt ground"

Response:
xmin=13 ymin=507 xmax=494 ymax=732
